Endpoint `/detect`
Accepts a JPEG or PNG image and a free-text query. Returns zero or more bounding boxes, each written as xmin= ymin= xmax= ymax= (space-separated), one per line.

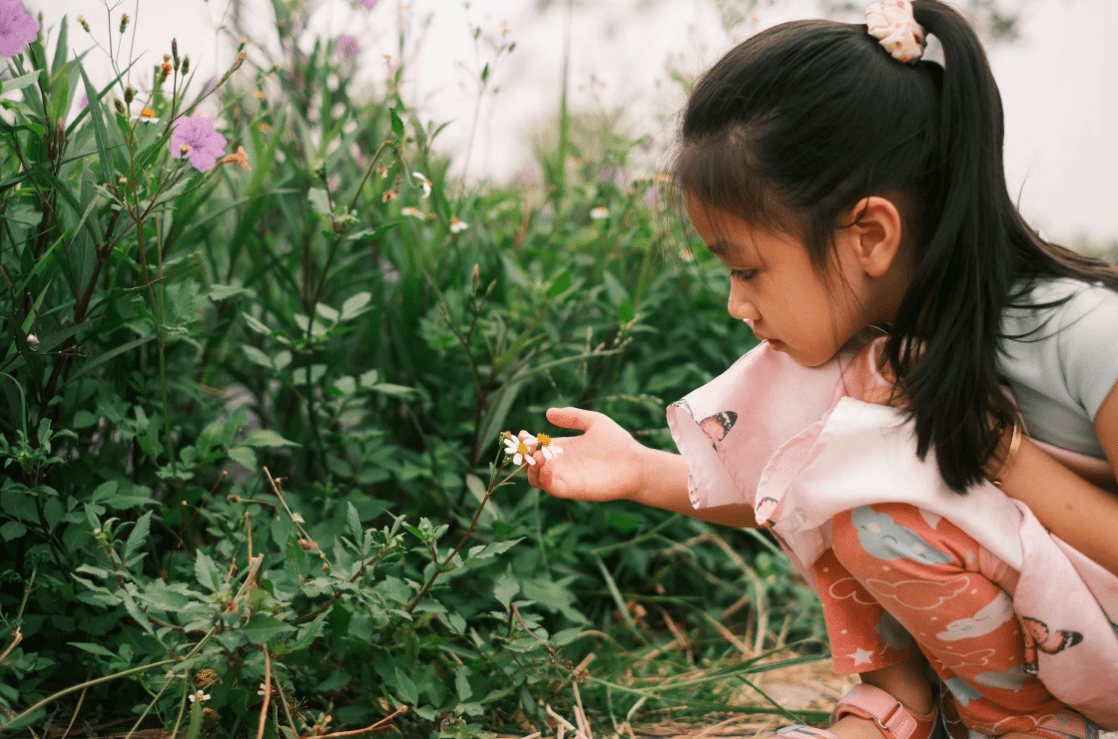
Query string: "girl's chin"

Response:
xmin=765 ymin=339 xmax=783 ymax=350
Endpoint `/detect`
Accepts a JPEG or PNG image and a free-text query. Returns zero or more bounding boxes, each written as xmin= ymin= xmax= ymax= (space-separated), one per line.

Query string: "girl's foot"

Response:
xmin=776 ymin=685 xmax=941 ymax=739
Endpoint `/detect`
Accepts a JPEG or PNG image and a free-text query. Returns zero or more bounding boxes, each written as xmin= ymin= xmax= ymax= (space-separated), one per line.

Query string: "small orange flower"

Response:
xmin=259 ymin=122 xmax=269 ymax=132
xmin=254 ymin=90 xmax=265 ymax=101
xmin=219 ymin=146 xmax=251 ymax=171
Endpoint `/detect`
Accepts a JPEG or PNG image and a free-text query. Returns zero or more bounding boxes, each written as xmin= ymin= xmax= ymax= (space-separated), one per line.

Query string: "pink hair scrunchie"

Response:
xmin=866 ymin=0 xmax=926 ymax=64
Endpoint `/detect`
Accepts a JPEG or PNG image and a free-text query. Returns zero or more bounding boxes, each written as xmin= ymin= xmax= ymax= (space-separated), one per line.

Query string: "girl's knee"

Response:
xmin=830 ymin=503 xmax=944 ymax=579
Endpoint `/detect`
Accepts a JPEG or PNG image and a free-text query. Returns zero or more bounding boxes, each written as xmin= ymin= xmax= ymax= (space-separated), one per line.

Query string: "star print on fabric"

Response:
xmin=849 ymin=647 xmax=876 ymax=665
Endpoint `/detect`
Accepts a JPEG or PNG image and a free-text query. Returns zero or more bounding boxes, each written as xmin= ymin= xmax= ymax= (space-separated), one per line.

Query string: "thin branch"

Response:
xmin=255 ymin=647 xmax=272 ymax=739
xmin=310 ymin=706 xmax=408 ymax=739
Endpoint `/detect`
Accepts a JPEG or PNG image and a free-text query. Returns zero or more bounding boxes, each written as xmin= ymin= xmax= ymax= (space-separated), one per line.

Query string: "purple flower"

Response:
xmin=78 ymin=93 xmax=88 ymax=110
xmin=0 ymin=0 xmax=40 ymax=57
xmin=170 ymin=116 xmax=227 ymax=172
xmin=360 ymin=0 xmax=378 ymax=8
xmin=336 ymin=34 xmax=359 ymax=58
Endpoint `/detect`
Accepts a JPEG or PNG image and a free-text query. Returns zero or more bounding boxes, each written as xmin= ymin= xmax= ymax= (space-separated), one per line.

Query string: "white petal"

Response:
xmin=524 ymin=454 xmax=536 ymax=465
xmin=513 ymin=453 xmax=524 ymax=465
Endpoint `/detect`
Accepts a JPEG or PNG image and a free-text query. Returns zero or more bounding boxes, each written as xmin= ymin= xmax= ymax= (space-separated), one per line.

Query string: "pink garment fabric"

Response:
xmin=665 ymin=337 xmax=1118 ymax=728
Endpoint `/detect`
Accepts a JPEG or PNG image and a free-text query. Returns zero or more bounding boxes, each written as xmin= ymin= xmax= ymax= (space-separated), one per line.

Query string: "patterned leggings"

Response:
xmin=811 ymin=503 xmax=1098 ymax=738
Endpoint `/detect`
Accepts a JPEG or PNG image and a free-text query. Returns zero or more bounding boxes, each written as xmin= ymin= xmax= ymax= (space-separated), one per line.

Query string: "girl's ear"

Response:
xmin=843 ymin=196 xmax=904 ymax=278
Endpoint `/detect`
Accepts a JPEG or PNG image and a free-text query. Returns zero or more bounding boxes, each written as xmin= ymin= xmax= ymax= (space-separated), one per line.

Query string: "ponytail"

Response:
xmin=888 ymin=1 xmax=1118 ymax=492
xmin=884 ymin=0 xmax=1018 ymax=491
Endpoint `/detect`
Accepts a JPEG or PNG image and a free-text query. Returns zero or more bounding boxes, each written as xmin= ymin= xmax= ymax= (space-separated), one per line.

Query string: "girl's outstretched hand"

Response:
xmin=525 ymin=407 xmax=645 ymax=503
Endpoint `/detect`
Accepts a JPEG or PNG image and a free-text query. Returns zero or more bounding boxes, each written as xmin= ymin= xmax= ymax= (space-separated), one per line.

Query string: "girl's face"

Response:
xmin=686 ymin=195 xmax=877 ymax=368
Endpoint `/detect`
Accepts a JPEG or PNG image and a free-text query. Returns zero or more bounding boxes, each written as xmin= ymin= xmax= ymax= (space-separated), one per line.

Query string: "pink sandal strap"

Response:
xmin=830 ymin=685 xmax=939 ymax=739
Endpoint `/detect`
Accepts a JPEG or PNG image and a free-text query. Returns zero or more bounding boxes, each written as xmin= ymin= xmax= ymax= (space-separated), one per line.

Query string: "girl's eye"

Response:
xmin=730 ymin=269 xmax=756 ymax=281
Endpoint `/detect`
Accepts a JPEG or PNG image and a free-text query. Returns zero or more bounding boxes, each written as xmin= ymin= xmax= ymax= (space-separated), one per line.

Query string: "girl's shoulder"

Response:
xmin=1004 ymin=276 xmax=1118 ymax=333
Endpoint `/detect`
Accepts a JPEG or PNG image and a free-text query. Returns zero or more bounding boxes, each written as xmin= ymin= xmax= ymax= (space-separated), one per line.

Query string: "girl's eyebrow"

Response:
xmin=706 ymin=240 xmax=733 ymax=256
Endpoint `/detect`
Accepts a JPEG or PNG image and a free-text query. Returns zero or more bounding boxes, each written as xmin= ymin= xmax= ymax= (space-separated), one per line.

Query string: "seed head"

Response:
xmin=119 ymin=13 xmax=130 ymax=33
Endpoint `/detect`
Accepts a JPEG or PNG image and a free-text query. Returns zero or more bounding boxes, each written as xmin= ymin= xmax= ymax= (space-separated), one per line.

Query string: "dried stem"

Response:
xmin=255 ymin=647 xmax=272 ymax=739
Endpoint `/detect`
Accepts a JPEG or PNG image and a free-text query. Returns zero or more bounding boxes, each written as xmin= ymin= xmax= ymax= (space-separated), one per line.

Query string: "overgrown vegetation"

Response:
xmin=0 ymin=1 xmax=827 ymax=737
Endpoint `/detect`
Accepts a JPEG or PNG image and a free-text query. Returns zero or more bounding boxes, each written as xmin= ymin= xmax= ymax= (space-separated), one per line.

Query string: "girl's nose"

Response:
xmin=727 ymin=284 xmax=759 ymax=322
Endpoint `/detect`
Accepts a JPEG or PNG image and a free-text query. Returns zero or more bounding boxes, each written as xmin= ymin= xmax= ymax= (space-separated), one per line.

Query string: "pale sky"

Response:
xmin=21 ymin=0 xmax=1118 ymax=245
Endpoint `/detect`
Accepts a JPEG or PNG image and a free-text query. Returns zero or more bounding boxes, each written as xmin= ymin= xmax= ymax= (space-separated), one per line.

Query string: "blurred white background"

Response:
xmin=23 ymin=0 xmax=1118 ymax=245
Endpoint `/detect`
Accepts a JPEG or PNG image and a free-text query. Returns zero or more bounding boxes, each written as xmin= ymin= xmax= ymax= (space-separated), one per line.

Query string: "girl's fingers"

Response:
xmin=545 ymin=406 xmax=599 ymax=432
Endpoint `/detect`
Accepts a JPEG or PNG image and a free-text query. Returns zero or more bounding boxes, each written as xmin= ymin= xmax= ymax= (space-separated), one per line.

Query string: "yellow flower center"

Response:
xmin=537 ymin=433 xmax=551 ymax=446
xmin=517 ymin=442 xmax=529 ymax=455
xmin=141 ymin=108 xmax=155 ymax=118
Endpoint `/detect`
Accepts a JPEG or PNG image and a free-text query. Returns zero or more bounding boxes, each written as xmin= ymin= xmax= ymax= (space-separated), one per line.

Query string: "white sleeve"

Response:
xmin=1057 ymin=284 xmax=1118 ymax=420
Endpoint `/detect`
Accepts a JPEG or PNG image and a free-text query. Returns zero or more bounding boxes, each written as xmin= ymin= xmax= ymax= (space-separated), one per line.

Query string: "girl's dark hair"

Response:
xmin=673 ymin=0 xmax=1118 ymax=492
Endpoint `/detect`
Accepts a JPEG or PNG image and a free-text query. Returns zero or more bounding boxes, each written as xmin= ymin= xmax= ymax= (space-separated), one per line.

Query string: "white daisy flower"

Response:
xmin=401 ymin=206 xmax=424 ymax=218
xmin=411 ymin=171 xmax=432 ymax=198
xmin=26 ymin=333 xmax=39 ymax=346
xmin=188 ymin=690 xmax=211 ymax=703
xmin=589 ymin=205 xmax=609 ymax=220
xmin=449 ymin=217 xmax=468 ymax=233
xmin=536 ymin=432 xmax=563 ymax=460
xmin=502 ymin=430 xmax=538 ymax=466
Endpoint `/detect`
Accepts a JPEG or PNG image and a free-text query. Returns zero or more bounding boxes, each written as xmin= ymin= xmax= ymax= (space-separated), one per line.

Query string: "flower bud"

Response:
xmin=124 ymin=85 xmax=135 ymax=104
xmin=180 ymin=144 xmax=191 ymax=155
xmin=119 ymin=13 xmax=130 ymax=33
xmin=471 ymin=263 xmax=480 ymax=293
xmin=180 ymin=55 xmax=190 ymax=76
xmin=171 ymin=38 xmax=179 ymax=68
xmin=77 ymin=15 xmax=90 ymax=32
xmin=113 ymin=96 xmax=125 ymax=115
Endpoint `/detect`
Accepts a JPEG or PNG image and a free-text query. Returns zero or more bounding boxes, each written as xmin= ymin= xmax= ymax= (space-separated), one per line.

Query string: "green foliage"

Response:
xmin=0 ymin=2 xmax=824 ymax=736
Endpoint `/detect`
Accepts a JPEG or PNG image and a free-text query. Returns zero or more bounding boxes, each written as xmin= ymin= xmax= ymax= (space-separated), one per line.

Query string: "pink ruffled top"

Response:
xmin=666 ymin=337 xmax=1118 ymax=727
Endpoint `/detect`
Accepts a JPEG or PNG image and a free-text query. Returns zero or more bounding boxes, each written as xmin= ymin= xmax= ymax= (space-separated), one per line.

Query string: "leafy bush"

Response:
xmin=0 ymin=2 xmax=824 ymax=736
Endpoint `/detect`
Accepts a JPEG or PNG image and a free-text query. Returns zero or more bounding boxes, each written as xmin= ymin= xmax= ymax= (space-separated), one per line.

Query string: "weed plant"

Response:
xmin=0 ymin=1 xmax=826 ymax=736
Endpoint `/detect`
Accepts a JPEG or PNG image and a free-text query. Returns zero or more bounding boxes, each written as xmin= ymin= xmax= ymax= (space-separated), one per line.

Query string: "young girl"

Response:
xmin=526 ymin=1 xmax=1118 ymax=738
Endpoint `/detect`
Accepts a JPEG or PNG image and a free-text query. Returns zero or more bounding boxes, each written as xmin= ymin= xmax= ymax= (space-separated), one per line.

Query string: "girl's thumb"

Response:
xmin=546 ymin=406 xmax=596 ymax=432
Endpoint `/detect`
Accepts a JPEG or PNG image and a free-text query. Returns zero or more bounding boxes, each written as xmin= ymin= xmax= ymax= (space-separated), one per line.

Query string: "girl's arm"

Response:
xmin=993 ymin=381 xmax=1118 ymax=577
xmin=525 ymin=407 xmax=759 ymax=528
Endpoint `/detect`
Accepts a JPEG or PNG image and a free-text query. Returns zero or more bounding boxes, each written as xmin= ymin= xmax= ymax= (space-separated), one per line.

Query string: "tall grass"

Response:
xmin=0 ymin=1 xmax=825 ymax=736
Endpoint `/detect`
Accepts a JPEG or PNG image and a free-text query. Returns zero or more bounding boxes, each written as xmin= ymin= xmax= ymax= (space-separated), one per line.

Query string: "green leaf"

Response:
xmin=124 ymin=511 xmax=152 ymax=562
xmin=466 ymin=538 xmax=522 ymax=561
xmin=241 ymin=430 xmax=300 ymax=448
xmin=308 ymin=187 xmax=331 ymax=216
xmin=547 ymin=268 xmax=571 ymax=297
xmin=52 ymin=16 xmax=69 ymax=77
xmin=389 ymin=107 xmax=404 ymax=137
xmin=227 ymin=446 xmax=257 ymax=471
xmin=618 ymin=298 xmax=635 ymax=324
xmin=243 ymin=613 xmax=292 ymax=645
xmin=346 ymin=502 xmax=362 ymax=543
xmin=391 ymin=666 xmax=418 ymax=705
xmin=194 ymin=550 xmax=220 ymax=592
xmin=290 ymin=610 xmax=328 ymax=652
xmin=340 ymin=292 xmax=372 ymax=320
xmin=0 ymin=521 xmax=27 ymax=542
xmin=77 ymin=63 xmax=113 ymax=179
xmin=455 ymin=667 xmax=472 ymax=702
xmin=2 ymin=70 xmax=40 ymax=93
xmin=72 ymin=410 xmax=97 ymax=429
xmin=494 ymin=570 xmax=519 ymax=609
xmin=69 ymin=642 xmax=117 ymax=659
